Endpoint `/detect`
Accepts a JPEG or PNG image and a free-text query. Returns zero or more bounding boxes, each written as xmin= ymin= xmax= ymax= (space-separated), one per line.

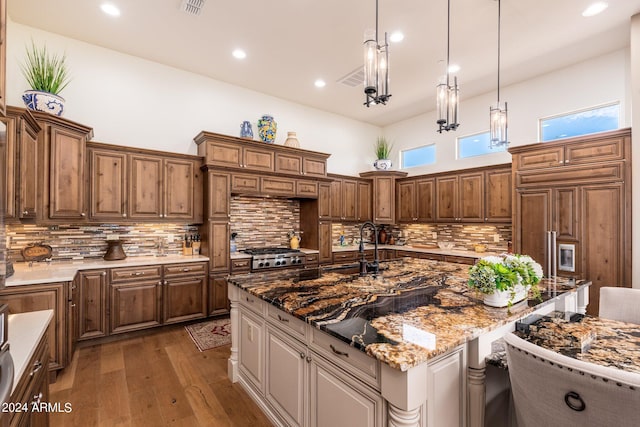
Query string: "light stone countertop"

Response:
xmin=6 ymin=255 xmax=210 ymax=286
xmin=8 ymin=310 xmax=53 ymax=393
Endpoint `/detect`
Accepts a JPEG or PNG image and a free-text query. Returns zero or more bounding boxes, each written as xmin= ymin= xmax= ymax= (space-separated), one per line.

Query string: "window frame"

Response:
xmin=456 ymin=130 xmax=506 ymax=159
xmin=400 ymin=143 xmax=437 ymax=169
xmin=538 ymin=102 xmax=620 ymax=142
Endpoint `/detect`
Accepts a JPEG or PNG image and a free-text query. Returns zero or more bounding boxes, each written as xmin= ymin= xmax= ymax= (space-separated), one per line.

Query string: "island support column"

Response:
xmin=381 ymin=363 xmax=428 ymax=427
xmin=227 ymin=283 xmax=240 ymax=382
xmin=467 ymin=367 xmax=486 ymax=427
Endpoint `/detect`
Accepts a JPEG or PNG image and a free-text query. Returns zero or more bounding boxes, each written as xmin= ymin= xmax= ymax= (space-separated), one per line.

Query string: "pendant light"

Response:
xmin=436 ymin=0 xmax=460 ymax=133
xmin=364 ymin=0 xmax=391 ymax=107
xmin=489 ymin=0 xmax=508 ymax=148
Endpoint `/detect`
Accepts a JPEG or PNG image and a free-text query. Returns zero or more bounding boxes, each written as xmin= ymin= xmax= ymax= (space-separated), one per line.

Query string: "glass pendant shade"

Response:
xmin=364 ymin=30 xmax=378 ymax=96
xmin=489 ymin=102 xmax=508 ymax=148
xmin=377 ymin=38 xmax=389 ymax=100
xmin=448 ymin=77 xmax=459 ymax=127
xmin=435 ymin=0 xmax=459 ymax=132
xmin=436 ymin=81 xmax=448 ymax=125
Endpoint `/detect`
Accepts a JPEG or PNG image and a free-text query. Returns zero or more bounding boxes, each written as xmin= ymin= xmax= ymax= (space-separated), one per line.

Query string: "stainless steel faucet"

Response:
xmin=358 ymin=221 xmax=380 ymax=276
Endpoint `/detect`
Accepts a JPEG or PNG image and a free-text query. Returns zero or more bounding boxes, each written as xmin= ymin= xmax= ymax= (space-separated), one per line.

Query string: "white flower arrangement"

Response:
xmin=468 ymin=253 xmax=543 ymax=306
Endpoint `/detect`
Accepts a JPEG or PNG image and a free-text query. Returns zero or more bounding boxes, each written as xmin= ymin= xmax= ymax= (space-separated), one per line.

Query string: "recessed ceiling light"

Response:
xmin=232 ymin=49 xmax=247 ymax=59
xmin=390 ymin=31 xmax=404 ymax=43
xmin=582 ymin=2 xmax=608 ymax=17
xmin=314 ymin=79 xmax=326 ymax=88
xmin=100 ymin=3 xmax=121 ymax=17
xmin=448 ymin=64 xmax=460 ymax=73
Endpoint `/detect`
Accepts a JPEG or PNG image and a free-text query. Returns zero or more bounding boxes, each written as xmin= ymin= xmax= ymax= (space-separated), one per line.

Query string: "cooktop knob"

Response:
xmin=258 ymin=262 xmax=264 ymax=267
xmin=264 ymin=262 xmax=270 ymax=267
xmin=281 ymin=260 xmax=287 ymax=265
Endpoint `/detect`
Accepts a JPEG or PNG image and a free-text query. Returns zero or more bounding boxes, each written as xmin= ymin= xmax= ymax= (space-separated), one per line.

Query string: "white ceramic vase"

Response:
xmin=284 ymin=131 xmax=300 ymax=148
xmin=22 ymin=90 xmax=65 ymax=116
xmin=374 ymin=159 xmax=392 ymax=170
xmin=483 ymin=284 xmax=528 ymax=307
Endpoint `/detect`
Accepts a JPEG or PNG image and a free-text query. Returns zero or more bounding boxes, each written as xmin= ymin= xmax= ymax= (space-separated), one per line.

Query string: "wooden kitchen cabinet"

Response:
xmin=0 ymin=282 xmax=67 ymax=372
xmin=77 ymin=270 xmax=108 ymax=340
xmin=129 ymin=153 xmax=163 ymax=220
xmin=89 ymin=147 xmax=127 ymax=220
xmin=436 ymin=172 xmax=484 ymax=222
xmin=209 ymin=274 xmax=229 ymax=315
xmin=360 ymin=171 xmax=407 ymax=225
xmin=318 ymin=182 xmax=331 ymax=219
xmin=33 ymin=112 xmax=93 ymax=221
xmin=356 ymin=180 xmax=372 ymax=222
xmin=329 ymin=176 xmax=359 ymax=221
xmin=162 ymin=262 xmax=208 ymax=324
xmin=510 ymin=128 xmax=631 ymax=315
xmin=110 ymin=279 xmax=162 ymax=334
xmin=484 ymin=167 xmax=512 ymax=222
xmin=9 ymin=333 xmax=50 ymax=427
xmin=2 ymin=107 xmax=41 ymax=220
xmin=198 ymin=138 xmax=274 ymax=172
xmin=318 ymin=221 xmax=333 ymax=264
xmin=204 ymin=221 xmax=230 ymax=272
xmin=397 ymin=178 xmax=435 ymax=223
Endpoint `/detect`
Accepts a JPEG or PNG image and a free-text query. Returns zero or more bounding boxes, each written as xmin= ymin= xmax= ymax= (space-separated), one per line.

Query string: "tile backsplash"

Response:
xmin=6 ymin=223 xmax=198 ymax=263
xmin=332 ymin=222 xmax=512 ymax=252
xmin=229 ymin=196 xmax=300 ymax=251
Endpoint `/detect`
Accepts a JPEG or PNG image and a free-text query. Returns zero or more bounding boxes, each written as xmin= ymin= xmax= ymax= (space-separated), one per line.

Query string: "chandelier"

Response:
xmin=489 ymin=0 xmax=508 ymax=148
xmin=363 ymin=0 xmax=391 ymax=107
xmin=436 ymin=0 xmax=460 ymax=133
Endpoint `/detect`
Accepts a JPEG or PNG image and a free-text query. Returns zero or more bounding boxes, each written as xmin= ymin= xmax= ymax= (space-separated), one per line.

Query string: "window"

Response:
xmin=540 ymin=103 xmax=620 ymax=142
xmin=401 ymin=144 xmax=436 ymax=168
xmin=457 ymin=131 xmax=506 ymax=159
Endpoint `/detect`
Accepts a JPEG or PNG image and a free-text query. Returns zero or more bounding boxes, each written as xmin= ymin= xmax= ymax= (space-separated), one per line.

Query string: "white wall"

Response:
xmin=6 ymin=21 xmax=381 ymax=176
xmin=384 ymin=49 xmax=630 ymax=176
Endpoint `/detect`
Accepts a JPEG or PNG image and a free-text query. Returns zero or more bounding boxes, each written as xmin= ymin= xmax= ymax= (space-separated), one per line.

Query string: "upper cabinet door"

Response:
xmin=397 ymin=180 xmax=416 ymax=222
xmin=356 ymin=180 xmax=372 ymax=222
xmin=89 ymin=148 xmax=127 ymax=220
xmin=458 ymin=172 xmax=484 ymax=222
xmin=129 ymin=154 xmax=163 ymax=219
xmin=435 ymin=175 xmax=458 ymax=222
xmin=17 ymin=116 xmax=39 ymax=219
xmin=164 ymin=158 xmax=195 ymax=219
xmin=49 ymin=126 xmax=87 ymax=219
xmin=415 ymin=178 xmax=435 ymax=222
xmin=484 ymin=168 xmax=512 ymax=222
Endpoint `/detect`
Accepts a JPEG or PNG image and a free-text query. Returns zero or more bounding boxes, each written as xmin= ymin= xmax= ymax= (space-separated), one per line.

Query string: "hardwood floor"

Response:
xmin=49 ymin=322 xmax=273 ymax=427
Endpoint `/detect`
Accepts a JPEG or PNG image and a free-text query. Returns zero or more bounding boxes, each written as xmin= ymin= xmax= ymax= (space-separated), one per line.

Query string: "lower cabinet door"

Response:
xmin=265 ymin=327 xmax=306 ymax=427
xmin=239 ymin=309 xmax=264 ymax=394
xmin=309 ymin=354 xmax=385 ymax=427
xmin=209 ymin=275 xmax=229 ymax=316
xmin=110 ymin=280 xmax=162 ymax=334
xmin=163 ymin=276 xmax=207 ymax=324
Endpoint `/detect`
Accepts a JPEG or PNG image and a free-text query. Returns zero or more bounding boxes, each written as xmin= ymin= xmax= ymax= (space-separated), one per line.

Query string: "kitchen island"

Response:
xmin=227 ymin=258 xmax=590 ymax=427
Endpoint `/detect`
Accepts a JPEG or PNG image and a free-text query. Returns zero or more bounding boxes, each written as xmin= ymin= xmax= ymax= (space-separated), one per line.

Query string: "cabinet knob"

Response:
xmin=182 ymin=268 xmax=190 ymax=272
xmin=164 ymin=280 xmax=168 ymax=285
xmin=71 ymin=303 xmax=76 ymax=307
xmin=158 ymin=281 xmax=163 ymax=285
xmin=102 ymin=271 xmax=107 ymax=276
xmin=80 ymin=212 xmax=86 ymax=217
xmin=23 ymin=210 xmax=29 ymax=215
xmin=305 ymin=356 xmax=312 ymax=363
xmin=159 ymin=214 xmax=164 ymax=218
xmin=299 ymin=352 xmax=305 ymax=359
xmin=565 ymin=160 xmax=570 ymax=164
xmin=30 ymin=361 xmax=43 ymax=376
xmin=122 ymin=213 xmax=127 ymax=217
xmin=558 ymin=161 xmax=564 ymax=164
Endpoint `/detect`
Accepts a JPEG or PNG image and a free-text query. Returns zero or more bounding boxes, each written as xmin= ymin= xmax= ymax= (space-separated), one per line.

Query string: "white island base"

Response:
xmin=228 ymin=283 xmax=588 ymax=427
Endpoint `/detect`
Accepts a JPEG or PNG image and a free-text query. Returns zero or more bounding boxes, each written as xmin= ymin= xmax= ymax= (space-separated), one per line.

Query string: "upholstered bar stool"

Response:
xmin=599 ymin=287 xmax=640 ymax=324
xmin=504 ymin=332 xmax=640 ymax=427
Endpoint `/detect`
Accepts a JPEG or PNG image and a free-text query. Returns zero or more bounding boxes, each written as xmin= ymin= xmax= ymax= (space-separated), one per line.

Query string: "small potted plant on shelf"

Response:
xmin=468 ymin=254 xmax=543 ymax=309
xmin=20 ymin=40 xmax=71 ymax=117
xmin=373 ymin=136 xmax=393 ymax=170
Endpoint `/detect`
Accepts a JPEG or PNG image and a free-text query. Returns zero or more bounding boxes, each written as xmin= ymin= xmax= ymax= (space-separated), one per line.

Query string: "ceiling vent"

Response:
xmin=180 ymin=0 xmax=206 ymax=16
xmin=337 ymin=66 xmax=364 ymax=87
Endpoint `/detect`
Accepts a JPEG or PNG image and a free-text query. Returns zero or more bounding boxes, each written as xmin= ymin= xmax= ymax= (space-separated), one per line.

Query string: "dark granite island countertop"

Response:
xmin=228 ymin=258 xmax=590 ymax=372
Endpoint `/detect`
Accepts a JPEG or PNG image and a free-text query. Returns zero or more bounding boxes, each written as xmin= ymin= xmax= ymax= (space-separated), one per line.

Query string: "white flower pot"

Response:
xmin=483 ymin=284 xmax=528 ymax=307
xmin=374 ymin=159 xmax=392 ymax=170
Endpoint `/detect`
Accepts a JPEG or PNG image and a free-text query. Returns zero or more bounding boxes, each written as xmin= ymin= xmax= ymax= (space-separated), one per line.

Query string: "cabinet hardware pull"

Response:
xmin=71 ymin=303 xmax=76 ymax=307
xmin=246 ymin=297 xmax=253 ymax=303
xmin=299 ymin=352 xmax=305 ymax=359
xmin=158 ymin=281 xmax=162 ymax=285
xmin=102 ymin=272 xmax=106 ymax=276
xmin=277 ymin=315 xmax=289 ymax=322
xmin=558 ymin=161 xmax=564 ymax=164
xmin=132 ymin=272 xmax=143 ymax=276
xmin=122 ymin=213 xmax=127 ymax=217
xmin=306 ymin=356 xmax=312 ymax=363
xmin=329 ymin=344 xmax=349 ymax=357
xmin=182 ymin=268 xmax=190 ymax=272
xmin=80 ymin=212 xmax=86 ymax=217
xmin=164 ymin=280 xmax=168 ymax=285
xmin=30 ymin=361 xmax=43 ymax=376
xmin=32 ymin=392 xmax=43 ymax=403
xmin=23 ymin=210 xmax=29 ymax=215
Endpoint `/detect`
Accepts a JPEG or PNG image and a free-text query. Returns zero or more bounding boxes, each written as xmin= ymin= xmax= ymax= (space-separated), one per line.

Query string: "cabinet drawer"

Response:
xmin=444 ymin=255 xmax=476 ymax=265
xmin=110 ymin=265 xmax=162 ymax=283
xmin=261 ymin=177 xmax=296 ymax=196
xmin=310 ymin=327 xmax=380 ymax=389
xmin=10 ymin=334 xmax=49 ymax=414
xmin=333 ymin=251 xmax=358 ymax=263
xmin=267 ymin=305 xmax=307 ymax=341
xmin=395 ymin=250 xmax=419 ymax=258
xmin=239 ymin=289 xmax=266 ymax=315
xmin=231 ymin=258 xmax=251 ymax=274
xmin=305 ymin=253 xmax=319 ymax=265
xmin=163 ymin=262 xmax=208 ymax=277
xmin=275 ymin=152 xmax=303 ymax=175
xmin=296 ymin=180 xmax=318 ymax=197
xmin=231 ymin=173 xmax=260 ymax=193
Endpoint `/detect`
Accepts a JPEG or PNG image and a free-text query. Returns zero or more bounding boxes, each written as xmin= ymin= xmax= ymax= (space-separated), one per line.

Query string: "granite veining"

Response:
xmin=512 ymin=312 xmax=640 ymax=374
xmin=229 ymin=258 xmax=588 ymax=371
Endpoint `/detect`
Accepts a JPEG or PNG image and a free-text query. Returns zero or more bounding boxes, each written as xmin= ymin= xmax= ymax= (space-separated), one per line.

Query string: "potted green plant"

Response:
xmin=20 ymin=41 xmax=71 ymax=116
xmin=373 ymin=136 xmax=393 ymax=170
xmin=468 ymin=254 xmax=543 ymax=309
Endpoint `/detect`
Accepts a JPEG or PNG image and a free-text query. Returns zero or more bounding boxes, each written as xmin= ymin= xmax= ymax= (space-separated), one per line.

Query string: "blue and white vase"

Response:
xmin=240 ymin=121 xmax=253 ymax=139
xmin=374 ymin=159 xmax=392 ymax=170
xmin=257 ymin=114 xmax=277 ymax=143
xmin=22 ymin=90 xmax=65 ymax=116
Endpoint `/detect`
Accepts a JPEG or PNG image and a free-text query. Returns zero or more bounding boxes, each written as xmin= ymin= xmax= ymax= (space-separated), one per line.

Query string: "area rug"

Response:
xmin=185 ymin=318 xmax=231 ymax=351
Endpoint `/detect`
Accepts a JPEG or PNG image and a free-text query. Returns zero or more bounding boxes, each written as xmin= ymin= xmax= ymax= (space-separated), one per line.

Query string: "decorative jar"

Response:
xmin=373 ymin=159 xmax=392 ymax=170
xmin=240 ymin=121 xmax=253 ymax=139
xmin=257 ymin=114 xmax=277 ymax=143
xmin=284 ymin=131 xmax=300 ymax=148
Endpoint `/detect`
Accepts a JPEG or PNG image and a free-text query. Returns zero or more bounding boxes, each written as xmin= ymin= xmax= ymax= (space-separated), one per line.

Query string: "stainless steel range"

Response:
xmin=242 ymin=247 xmax=306 ymax=271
